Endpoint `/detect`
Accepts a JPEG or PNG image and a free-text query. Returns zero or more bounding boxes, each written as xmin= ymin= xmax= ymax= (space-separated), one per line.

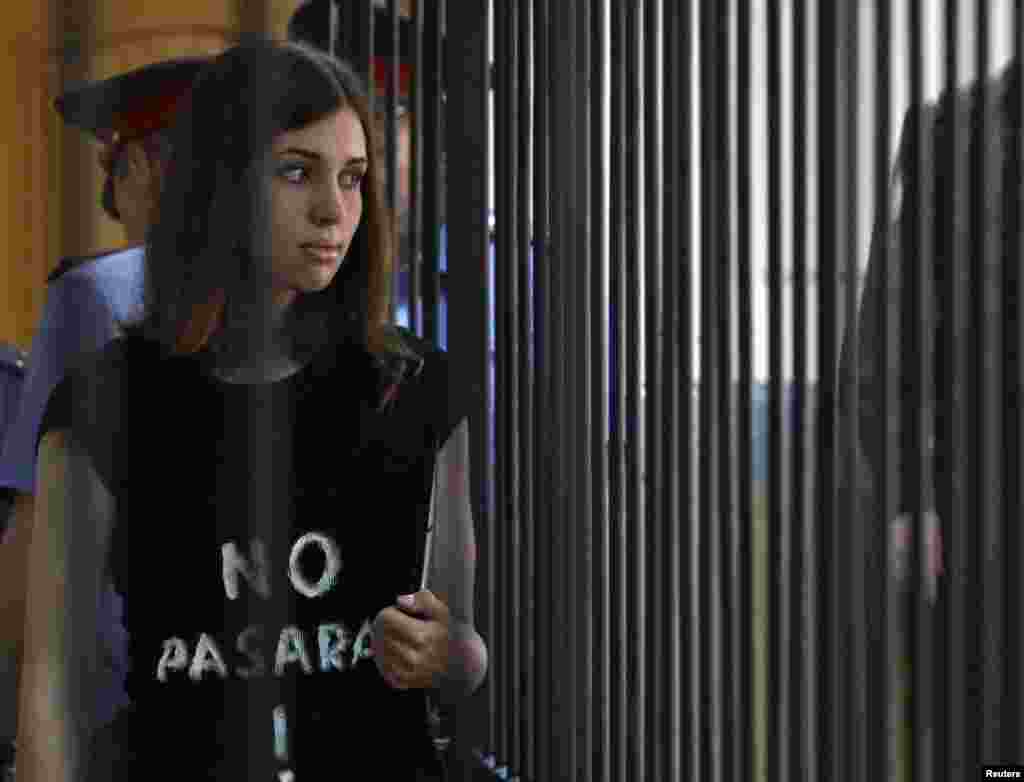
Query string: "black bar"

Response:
xmin=57 ymin=2 xmax=95 ymax=257
xmin=840 ymin=1 xmax=866 ymax=779
xmin=867 ymin=2 xmax=894 ymax=779
xmin=939 ymin=2 xmax=968 ymax=777
xmin=591 ymin=2 xmax=611 ymax=780
xmin=699 ymin=3 xmax=723 ymax=781
xmin=680 ymin=3 xmax=699 ymax=776
xmin=791 ymin=1 xmax=809 ymax=777
xmin=386 ymin=0 xmax=399 ymax=319
xmin=995 ymin=6 xmax=1018 ymax=766
xmin=419 ymin=1 xmax=442 ymax=348
xmin=711 ymin=3 xmax=733 ymax=780
xmin=517 ymin=1 xmax=535 ymax=778
xmin=508 ymin=0 xmax=524 ymax=770
xmin=967 ymin=0 xmax=989 ymax=767
xmin=343 ymin=0 xmax=373 ymax=100
xmin=573 ymin=1 xmax=594 ymax=777
xmin=974 ymin=0 xmax=1002 ymax=767
xmin=581 ymin=1 xmax=598 ymax=777
xmin=907 ymin=1 xmax=939 ymax=780
xmin=642 ymin=1 xmax=664 ymax=780
xmin=818 ymin=3 xmax=846 ymax=781
xmin=623 ymin=1 xmax=644 ymax=779
xmin=662 ymin=0 xmax=684 ymax=776
xmin=548 ymin=0 xmax=576 ymax=776
xmin=530 ymin=0 xmax=552 ymax=775
xmin=494 ymin=0 xmax=511 ymax=768
xmin=765 ymin=1 xmax=785 ymax=779
xmin=608 ymin=0 xmax=628 ymax=777
xmin=735 ymin=0 xmax=755 ymax=780
xmin=443 ymin=2 xmax=489 ymax=780
xmin=1012 ymin=0 xmax=1024 ymax=762
xmin=408 ymin=0 xmax=423 ymax=336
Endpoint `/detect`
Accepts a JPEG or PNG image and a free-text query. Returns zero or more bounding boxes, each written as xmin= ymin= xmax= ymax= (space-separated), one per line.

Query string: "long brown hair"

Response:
xmin=130 ymin=39 xmax=398 ymax=364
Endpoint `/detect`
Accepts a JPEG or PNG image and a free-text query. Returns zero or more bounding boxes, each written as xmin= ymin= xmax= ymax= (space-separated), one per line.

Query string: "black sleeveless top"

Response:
xmin=40 ymin=329 xmax=463 ymax=781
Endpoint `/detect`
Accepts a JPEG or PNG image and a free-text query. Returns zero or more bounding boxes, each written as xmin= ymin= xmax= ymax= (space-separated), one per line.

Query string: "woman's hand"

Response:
xmin=371 ymin=590 xmax=450 ymax=690
xmin=890 ymin=510 xmax=943 ymax=603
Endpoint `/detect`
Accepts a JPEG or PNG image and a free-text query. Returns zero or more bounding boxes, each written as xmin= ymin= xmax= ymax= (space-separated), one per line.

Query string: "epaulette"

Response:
xmin=46 ymin=245 xmax=137 ymax=284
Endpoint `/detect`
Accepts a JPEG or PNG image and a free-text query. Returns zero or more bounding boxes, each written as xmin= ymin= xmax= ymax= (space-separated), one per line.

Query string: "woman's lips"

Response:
xmin=302 ymin=244 xmax=342 ymax=263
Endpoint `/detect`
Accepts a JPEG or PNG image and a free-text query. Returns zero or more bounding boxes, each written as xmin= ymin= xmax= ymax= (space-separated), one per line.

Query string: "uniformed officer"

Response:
xmin=839 ymin=56 xmax=1023 ymax=772
xmin=0 ymin=56 xmax=206 ymax=768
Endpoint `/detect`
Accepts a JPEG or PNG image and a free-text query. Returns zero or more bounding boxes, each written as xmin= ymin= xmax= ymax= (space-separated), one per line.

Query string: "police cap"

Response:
xmin=54 ymin=57 xmax=207 ymax=220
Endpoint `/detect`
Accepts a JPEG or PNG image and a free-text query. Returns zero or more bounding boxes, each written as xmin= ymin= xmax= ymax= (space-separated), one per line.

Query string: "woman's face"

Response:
xmin=265 ymin=105 xmax=369 ymax=314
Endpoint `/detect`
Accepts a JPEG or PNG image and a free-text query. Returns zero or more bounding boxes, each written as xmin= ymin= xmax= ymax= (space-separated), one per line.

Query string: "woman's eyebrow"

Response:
xmin=279 ymin=147 xmax=368 ymax=167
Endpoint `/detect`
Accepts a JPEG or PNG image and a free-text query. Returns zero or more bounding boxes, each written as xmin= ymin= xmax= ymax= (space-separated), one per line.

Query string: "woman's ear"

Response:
xmin=113 ymin=142 xmax=159 ymax=241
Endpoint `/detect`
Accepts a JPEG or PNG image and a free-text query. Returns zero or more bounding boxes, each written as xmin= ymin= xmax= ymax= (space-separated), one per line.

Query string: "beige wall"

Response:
xmin=1 ymin=4 xmax=57 ymax=349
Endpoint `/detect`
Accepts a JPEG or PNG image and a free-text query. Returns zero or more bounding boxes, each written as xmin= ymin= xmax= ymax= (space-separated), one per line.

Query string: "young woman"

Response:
xmin=17 ymin=40 xmax=486 ymax=782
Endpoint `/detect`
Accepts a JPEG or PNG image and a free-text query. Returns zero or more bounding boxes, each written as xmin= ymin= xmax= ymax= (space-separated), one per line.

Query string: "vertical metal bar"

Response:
xmin=662 ymin=2 xmax=684 ymax=779
xmin=866 ymin=2 xmax=894 ymax=779
xmin=765 ymin=1 xmax=785 ymax=779
xmin=791 ymin=0 xmax=808 ymax=777
xmin=548 ymin=0 xmax=577 ymax=776
xmin=713 ymin=3 xmax=734 ymax=780
xmin=939 ymin=2 xmax=968 ymax=776
xmin=965 ymin=0 xmax=984 ymax=766
xmin=56 ymin=3 xmax=97 ymax=775
xmin=386 ymin=0 xmax=400 ymax=319
xmin=346 ymin=0 xmax=374 ymax=101
xmin=443 ymin=2 xmax=490 ymax=779
xmin=817 ymin=0 xmax=839 ymax=772
xmin=817 ymin=1 xmax=846 ymax=779
xmin=623 ymin=1 xmax=645 ymax=778
xmin=905 ymin=6 xmax=924 ymax=775
xmin=408 ymin=0 xmax=423 ymax=337
xmin=997 ymin=9 xmax=1017 ymax=769
xmin=1012 ymin=0 xmax=1024 ymax=763
xmin=493 ymin=0 xmax=511 ymax=768
xmin=574 ymin=1 xmax=595 ymax=777
xmin=57 ymin=0 xmax=95 ymax=258
xmin=735 ymin=0 xmax=755 ymax=779
xmin=591 ymin=1 xmax=611 ymax=780
xmin=421 ymin=0 xmax=442 ymax=349
xmin=608 ymin=0 xmax=628 ymax=777
xmin=906 ymin=1 xmax=938 ymax=779
xmin=681 ymin=2 xmax=699 ymax=777
xmin=699 ymin=3 xmax=722 ymax=780
xmin=840 ymin=1 xmax=866 ymax=778
xmin=518 ymin=0 xmax=535 ymax=777
xmin=415 ymin=1 xmax=434 ymax=342
xmin=531 ymin=0 xmax=552 ymax=775
xmin=974 ymin=0 xmax=1001 ymax=766
xmin=642 ymin=0 xmax=663 ymax=778
xmin=236 ymin=0 xmax=271 ymax=39
xmin=508 ymin=0 xmax=524 ymax=772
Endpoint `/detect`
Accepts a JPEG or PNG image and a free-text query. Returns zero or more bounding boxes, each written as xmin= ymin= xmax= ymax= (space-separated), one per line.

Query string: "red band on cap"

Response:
xmin=371 ymin=58 xmax=412 ymax=99
xmin=111 ymin=86 xmax=192 ymax=144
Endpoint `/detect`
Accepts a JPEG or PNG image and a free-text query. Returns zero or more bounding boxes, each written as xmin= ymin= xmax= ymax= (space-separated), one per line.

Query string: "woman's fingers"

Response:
xmin=371 ymin=605 xmax=449 ymax=689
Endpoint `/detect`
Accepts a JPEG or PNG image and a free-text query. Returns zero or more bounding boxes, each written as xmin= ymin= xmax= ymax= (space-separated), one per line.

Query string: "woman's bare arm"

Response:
xmin=17 ymin=430 xmax=114 ymax=782
xmin=427 ymin=418 xmax=488 ymax=703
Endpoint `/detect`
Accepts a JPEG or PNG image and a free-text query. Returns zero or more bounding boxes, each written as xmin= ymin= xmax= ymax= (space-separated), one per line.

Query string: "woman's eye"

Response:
xmin=340 ymin=171 xmax=365 ymax=190
xmin=280 ymin=164 xmax=308 ymax=183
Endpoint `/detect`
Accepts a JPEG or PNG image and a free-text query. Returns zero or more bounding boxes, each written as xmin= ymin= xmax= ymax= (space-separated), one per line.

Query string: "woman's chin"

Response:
xmin=300 ymin=268 xmax=341 ymax=293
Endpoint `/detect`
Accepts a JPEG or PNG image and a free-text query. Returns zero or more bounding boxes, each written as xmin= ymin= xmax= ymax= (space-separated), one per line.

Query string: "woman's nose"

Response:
xmin=312 ymin=181 xmax=347 ymax=224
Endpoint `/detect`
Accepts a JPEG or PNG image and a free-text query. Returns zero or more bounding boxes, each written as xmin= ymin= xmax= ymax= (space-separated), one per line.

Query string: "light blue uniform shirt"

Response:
xmin=0 ymin=244 xmax=146 ymax=727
